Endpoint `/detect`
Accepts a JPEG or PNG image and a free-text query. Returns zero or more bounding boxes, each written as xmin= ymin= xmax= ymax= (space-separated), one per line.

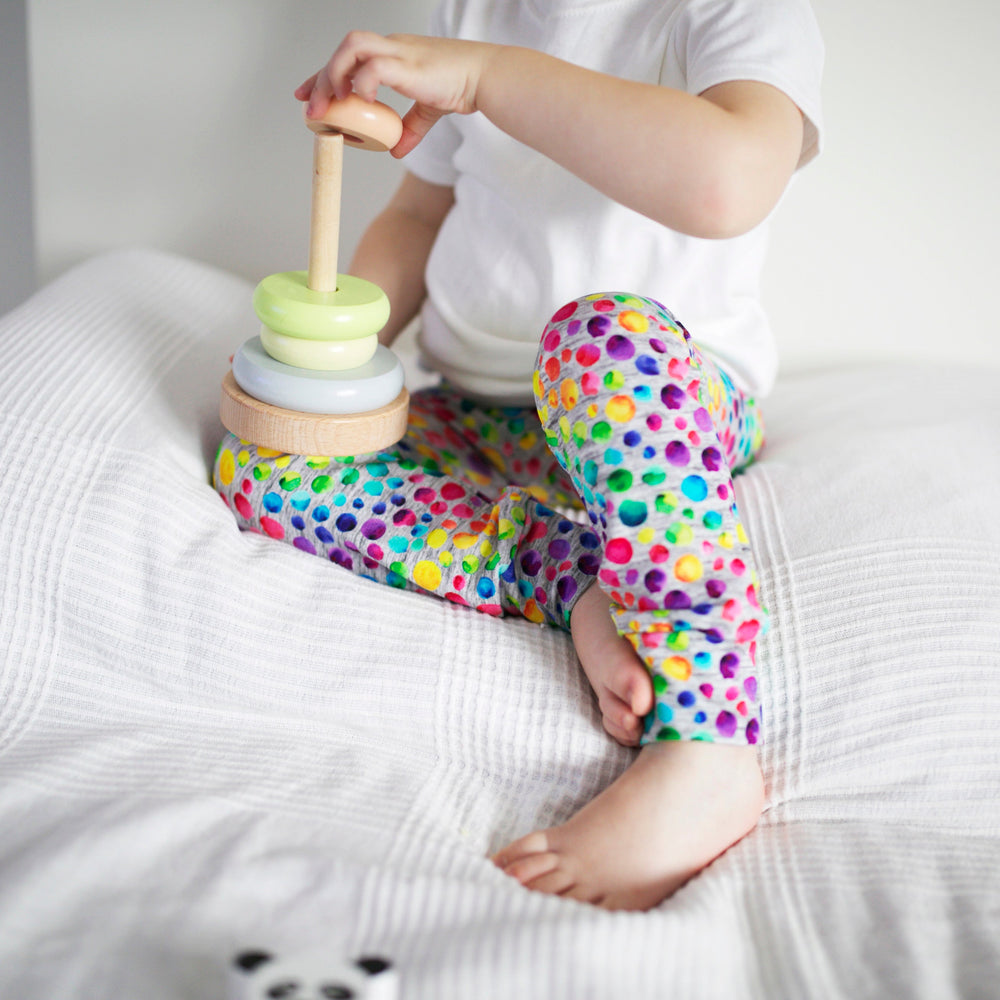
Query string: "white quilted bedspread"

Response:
xmin=1 ymin=250 xmax=998 ymax=999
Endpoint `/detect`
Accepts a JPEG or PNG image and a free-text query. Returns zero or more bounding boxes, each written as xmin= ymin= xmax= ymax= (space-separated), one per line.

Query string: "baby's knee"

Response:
xmin=535 ymin=292 xmax=691 ymax=368
xmin=533 ymin=293 xmax=697 ymax=419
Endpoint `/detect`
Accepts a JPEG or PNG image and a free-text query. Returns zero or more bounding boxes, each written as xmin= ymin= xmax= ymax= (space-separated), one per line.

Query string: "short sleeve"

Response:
xmin=401 ymin=119 xmax=462 ymax=187
xmin=396 ymin=0 xmax=462 ymax=186
xmin=670 ymin=0 xmax=825 ymax=168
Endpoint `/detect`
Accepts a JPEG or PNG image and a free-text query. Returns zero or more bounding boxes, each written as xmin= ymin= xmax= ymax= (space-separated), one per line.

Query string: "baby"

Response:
xmin=215 ymin=0 xmax=823 ymax=910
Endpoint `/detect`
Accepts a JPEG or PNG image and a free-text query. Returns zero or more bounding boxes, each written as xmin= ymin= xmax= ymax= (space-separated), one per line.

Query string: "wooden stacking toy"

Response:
xmin=220 ymin=95 xmax=409 ymax=456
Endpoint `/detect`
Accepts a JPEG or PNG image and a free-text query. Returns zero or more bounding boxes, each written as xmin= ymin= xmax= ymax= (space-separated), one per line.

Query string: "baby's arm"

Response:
xmin=347 ymin=171 xmax=454 ymax=347
xmin=297 ymin=33 xmax=803 ymax=239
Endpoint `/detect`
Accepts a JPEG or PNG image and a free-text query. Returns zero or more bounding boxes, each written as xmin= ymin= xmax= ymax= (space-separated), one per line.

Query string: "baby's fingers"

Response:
xmin=327 ymin=30 xmax=398 ymax=100
xmin=392 ymin=103 xmax=445 ymax=158
xmin=304 ymin=66 xmax=337 ymax=121
xmin=294 ymin=72 xmax=319 ymax=102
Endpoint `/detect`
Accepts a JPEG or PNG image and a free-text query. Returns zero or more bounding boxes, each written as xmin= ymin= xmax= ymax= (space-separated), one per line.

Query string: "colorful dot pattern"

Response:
xmin=534 ymin=294 xmax=766 ymax=745
xmin=214 ymin=292 xmax=768 ymax=745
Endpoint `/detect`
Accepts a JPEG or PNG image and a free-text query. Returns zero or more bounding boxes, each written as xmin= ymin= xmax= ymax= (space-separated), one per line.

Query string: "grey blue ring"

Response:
xmin=232 ymin=337 xmax=404 ymax=415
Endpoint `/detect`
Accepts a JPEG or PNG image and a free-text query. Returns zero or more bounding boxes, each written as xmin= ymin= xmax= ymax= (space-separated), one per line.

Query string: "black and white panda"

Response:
xmin=229 ymin=949 xmax=398 ymax=1000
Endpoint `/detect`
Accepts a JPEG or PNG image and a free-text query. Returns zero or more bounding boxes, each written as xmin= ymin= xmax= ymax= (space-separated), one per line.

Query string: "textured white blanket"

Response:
xmin=1 ymin=250 xmax=998 ymax=999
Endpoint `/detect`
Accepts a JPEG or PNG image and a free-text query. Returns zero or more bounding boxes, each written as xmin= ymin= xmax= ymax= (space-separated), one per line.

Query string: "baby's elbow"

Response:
xmin=684 ymin=171 xmax=774 ymax=240
xmin=681 ymin=195 xmax=746 ymax=241
xmin=681 ymin=131 xmax=799 ymax=238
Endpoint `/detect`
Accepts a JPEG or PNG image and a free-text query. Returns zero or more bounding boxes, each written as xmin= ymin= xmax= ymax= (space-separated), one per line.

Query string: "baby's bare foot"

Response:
xmin=570 ymin=583 xmax=654 ymax=746
xmin=492 ymin=741 xmax=764 ymax=911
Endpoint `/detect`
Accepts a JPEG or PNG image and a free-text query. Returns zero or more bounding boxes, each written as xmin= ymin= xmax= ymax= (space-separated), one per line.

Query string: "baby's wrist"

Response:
xmin=473 ymin=43 xmax=521 ymax=117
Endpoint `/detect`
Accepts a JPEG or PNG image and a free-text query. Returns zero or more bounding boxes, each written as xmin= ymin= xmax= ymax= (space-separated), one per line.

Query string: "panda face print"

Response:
xmin=230 ymin=951 xmax=396 ymax=1000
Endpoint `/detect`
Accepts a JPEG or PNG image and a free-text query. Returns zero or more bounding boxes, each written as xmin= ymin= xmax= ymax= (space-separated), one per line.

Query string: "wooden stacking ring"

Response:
xmin=221 ymin=371 xmax=409 ymax=457
xmin=304 ymin=94 xmax=403 ymax=152
xmin=259 ymin=327 xmax=379 ymax=371
xmin=253 ymin=271 xmax=390 ymax=341
xmin=232 ymin=337 xmax=404 ymax=414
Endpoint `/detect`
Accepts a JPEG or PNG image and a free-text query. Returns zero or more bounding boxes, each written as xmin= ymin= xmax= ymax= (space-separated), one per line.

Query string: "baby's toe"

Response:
xmin=602 ymin=711 xmax=641 ymax=747
xmin=618 ymin=663 xmax=654 ymax=718
xmin=598 ymin=691 xmax=643 ymax=745
xmin=491 ymin=830 xmax=550 ymax=870
xmin=503 ymin=851 xmax=562 ymax=887
xmin=524 ymin=867 xmax=576 ymax=897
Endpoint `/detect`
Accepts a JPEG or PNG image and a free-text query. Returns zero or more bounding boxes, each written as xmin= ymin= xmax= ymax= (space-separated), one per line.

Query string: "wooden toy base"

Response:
xmin=220 ymin=371 xmax=409 ymax=456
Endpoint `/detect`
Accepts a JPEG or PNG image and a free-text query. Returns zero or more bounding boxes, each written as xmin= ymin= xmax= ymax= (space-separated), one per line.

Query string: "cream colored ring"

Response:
xmin=260 ymin=326 xmax=378 ymax=371
xmin=304 ymin=94 xmax=403 ymax=152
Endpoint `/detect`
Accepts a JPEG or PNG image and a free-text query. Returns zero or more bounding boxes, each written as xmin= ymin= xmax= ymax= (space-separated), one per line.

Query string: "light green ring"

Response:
xmin=253 ymin=271 xmax=390 ymax=341
xmin=260 ymin=326 xmax=379 ymax=371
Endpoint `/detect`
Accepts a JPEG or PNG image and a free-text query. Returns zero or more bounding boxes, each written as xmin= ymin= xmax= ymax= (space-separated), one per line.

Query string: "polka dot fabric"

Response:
xmin=534 ymin=293 xmax=766 ymax=744
xmin=213 ymin=291 xmax=767 ymax=746
xmin=215 ymin=388 xmax=601 ymax=629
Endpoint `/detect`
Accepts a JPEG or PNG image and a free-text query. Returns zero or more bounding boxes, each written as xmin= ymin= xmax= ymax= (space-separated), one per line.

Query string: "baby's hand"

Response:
xmin=295 ymin=32 xmax=500 ymax=157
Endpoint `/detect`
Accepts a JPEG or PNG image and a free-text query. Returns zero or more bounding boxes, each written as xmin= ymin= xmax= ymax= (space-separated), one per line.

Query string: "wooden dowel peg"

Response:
xmin=308 ymin=132 xmax=343 ymax=293
xmin=219 ymin=94 xmax=411 ymax=458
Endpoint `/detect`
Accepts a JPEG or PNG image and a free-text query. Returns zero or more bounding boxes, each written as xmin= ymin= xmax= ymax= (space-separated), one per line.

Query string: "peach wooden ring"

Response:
xmin=304 ymin=94 xmax=403 ymax=152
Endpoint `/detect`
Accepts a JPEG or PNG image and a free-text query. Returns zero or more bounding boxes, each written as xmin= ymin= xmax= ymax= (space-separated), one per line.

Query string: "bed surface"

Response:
xmin=1 ymin=250 xmax=998 ymax=999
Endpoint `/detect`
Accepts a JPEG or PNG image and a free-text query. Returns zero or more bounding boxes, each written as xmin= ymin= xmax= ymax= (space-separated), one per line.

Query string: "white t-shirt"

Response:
xmin=404 ymin=0 xmax=824 ymax=403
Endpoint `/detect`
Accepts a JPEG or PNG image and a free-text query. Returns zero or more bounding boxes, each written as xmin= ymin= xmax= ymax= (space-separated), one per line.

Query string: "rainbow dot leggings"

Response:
xmin=214 ymin=293 xmax=767 ymax=744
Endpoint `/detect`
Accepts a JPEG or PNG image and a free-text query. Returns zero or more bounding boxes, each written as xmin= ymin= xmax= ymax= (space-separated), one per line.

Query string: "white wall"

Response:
xmin=23 ymin=0 xmax=1000 ymax=376
xmin=0 ymin=1 xmax=36 ymax=313
xmin=763 ymin=0 xmax=1000 ymax=375
xmin=27 ymin=0 xmax=435 ymax=289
